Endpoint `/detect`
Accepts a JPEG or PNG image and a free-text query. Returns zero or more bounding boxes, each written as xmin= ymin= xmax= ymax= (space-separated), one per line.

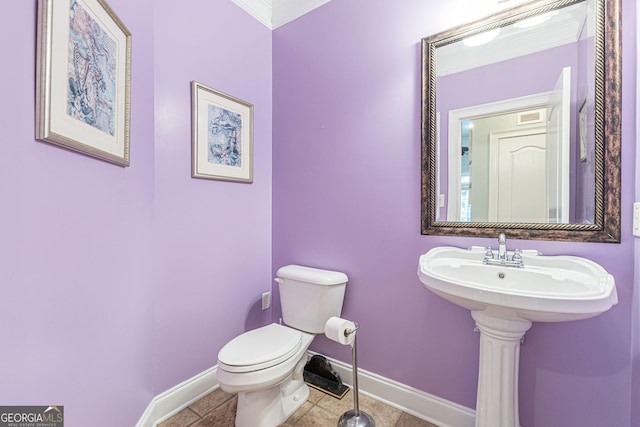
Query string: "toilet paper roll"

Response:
xmin=324 ymin=316 xmax=356 ymax=346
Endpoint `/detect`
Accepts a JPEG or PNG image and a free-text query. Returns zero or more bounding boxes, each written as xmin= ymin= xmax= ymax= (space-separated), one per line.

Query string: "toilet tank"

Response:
xmin=276 ymin=265 xmax=348 ymax=334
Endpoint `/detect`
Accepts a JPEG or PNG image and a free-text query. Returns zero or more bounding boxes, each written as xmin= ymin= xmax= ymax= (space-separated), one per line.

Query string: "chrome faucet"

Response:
xmin=498 ymin=233 xmax=507 ymax=261
xmin=483 ymin=233 xmax=524 ymax=268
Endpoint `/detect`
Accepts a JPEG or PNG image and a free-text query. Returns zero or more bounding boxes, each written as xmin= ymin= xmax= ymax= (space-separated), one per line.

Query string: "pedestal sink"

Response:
xmin=417 ymin=246 xmax=617 ymax=427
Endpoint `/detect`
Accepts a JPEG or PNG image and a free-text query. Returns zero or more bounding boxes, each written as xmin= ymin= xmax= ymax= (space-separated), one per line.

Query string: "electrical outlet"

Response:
xmin=261 ymin=291 xmax=271 ymax=310
xmin=634 ymin=203 xmax=640 ymax=237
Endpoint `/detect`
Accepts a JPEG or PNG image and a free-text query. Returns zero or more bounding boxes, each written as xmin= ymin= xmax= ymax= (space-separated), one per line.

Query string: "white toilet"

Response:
xmin=216 ymin=264 xmax=348 ymax=427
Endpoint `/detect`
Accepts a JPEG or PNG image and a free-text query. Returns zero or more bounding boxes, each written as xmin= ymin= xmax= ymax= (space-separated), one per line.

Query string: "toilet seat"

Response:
xmin=218 ymin=324 xmax=303 ymax=373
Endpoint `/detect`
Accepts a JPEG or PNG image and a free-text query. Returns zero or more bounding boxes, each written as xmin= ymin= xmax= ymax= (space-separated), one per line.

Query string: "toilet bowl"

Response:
xmin=216 ymin=265 xmax=348 ymax=427
xmin=217 ymin=324 xmax=314 ymax=427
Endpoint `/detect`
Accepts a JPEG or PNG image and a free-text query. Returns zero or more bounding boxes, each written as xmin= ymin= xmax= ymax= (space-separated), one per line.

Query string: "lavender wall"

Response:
xmin=0 ymin=1 xmax=155 ymax=425
xmin=273 ymin=1 xmax=636 ymax=426
xmin=0 ymin=1 xmax=272 ymax=425
xmin=152 ymin=0 xmax=273 ymax=394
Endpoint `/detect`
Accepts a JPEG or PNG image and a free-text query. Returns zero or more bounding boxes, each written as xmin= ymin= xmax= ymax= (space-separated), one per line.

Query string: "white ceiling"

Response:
xmin=436 ymin=1 xmax=590 ymax=76
xmin=232 ymin=0 xmax=334 ymax=30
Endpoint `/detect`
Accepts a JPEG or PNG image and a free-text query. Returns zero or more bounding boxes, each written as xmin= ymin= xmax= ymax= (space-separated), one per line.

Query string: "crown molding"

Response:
xmin=232 ymin=0 xmax=272 ymax=28
xmin=232 ymin=0 xmax=333 ymax=30
xmin=272 ymin=0 xmax=333 ymax=29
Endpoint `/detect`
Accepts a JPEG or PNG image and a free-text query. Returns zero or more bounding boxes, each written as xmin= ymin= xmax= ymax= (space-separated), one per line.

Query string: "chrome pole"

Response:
xmin=337 ymin=325 xmax=375 ymax=427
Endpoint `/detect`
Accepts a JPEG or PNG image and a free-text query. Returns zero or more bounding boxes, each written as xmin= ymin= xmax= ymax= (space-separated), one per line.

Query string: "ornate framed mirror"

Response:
xmin=421 ymin=0 xmax=620 ymax=242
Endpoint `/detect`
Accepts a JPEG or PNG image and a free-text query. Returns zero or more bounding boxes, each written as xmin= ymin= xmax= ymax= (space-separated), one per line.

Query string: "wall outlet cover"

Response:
xmin=261 ymin=291 xmax=271 ymax=310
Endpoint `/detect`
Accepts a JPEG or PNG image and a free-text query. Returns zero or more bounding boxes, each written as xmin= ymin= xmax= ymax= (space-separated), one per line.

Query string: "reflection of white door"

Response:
xmin=489 ymin=128 xmax=548 ymax=222
xmin=447 ymin=93 xmax=551 ymax=221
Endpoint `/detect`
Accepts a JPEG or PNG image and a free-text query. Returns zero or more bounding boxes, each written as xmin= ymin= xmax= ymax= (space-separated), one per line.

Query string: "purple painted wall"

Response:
xmin=0 ymin=0 xmax=271 ymax=425
xmin=0 ymin=1 xmax=155 ymax=425
xmin=152 ymin=0 xmax=273 ymax=394
xmin=273 ymin=1 xmax=637 ymax=426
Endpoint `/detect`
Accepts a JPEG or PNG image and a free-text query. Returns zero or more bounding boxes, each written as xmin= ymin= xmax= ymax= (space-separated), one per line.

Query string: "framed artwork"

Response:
xmin=191 ymin=81 xmax=253 ymax=183
xmin=579 ymin=99 xmax=588 ymax=162
xmin=36 ymin=0 xmax=131 ymax=166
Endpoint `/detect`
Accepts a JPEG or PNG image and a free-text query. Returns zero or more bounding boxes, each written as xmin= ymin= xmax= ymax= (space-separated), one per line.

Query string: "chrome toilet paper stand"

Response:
xmin=338 ymin=322 xmax=375 ymax=427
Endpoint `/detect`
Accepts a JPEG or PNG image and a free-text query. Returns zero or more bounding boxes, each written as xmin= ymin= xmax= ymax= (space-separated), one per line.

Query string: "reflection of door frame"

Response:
xmin=546 ymin=66 xmax=572 ymax=224
xmin=447 ymin=92 xmax=551 ymax=221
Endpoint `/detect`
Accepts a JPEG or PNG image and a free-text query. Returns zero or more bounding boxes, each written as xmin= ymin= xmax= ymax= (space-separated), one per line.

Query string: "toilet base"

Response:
xmin=236 ymin=387 xmax=284 ymax=427
xmin=234 ymin=358 xmax=310 ymax=427
xmin=282 ymin=378 xmax=310 ymax=419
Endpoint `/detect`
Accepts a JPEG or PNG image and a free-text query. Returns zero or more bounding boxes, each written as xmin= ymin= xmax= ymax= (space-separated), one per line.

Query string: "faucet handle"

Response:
xmin=511 ymin=249 xmax=525 ymax=267
xmin=484 ymin=247 xmax=494 ymax=259
xmin=512 ymin=249 xmax=522 ymax=262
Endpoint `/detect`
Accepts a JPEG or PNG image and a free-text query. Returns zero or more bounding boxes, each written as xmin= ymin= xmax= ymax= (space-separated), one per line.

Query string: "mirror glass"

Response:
xmin=421 ymin=0 xmax=620 ymax=242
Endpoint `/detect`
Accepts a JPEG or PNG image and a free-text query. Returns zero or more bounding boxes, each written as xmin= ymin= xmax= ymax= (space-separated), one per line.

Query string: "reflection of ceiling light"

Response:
xmin=463 ymin=29 xmax=501 ymax=47
xmin=513 ymin=11 xmax=558 ymax=28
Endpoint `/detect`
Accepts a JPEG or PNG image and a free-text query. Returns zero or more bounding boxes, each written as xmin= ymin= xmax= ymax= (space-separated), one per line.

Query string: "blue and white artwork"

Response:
xmin=207 ymin=105 xmax=242 ymax=167
xmin=67 ymin=0 xmax=117 ymax=136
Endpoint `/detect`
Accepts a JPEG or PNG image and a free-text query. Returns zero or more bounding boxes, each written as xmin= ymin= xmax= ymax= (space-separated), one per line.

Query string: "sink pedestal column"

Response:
xmin=471 ymin=311 xmax=532 ymax=427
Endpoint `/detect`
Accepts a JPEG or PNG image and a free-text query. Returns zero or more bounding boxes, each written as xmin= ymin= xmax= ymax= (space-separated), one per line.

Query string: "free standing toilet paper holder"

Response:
xmin=338 ymin=322 xmax=376 ymax=427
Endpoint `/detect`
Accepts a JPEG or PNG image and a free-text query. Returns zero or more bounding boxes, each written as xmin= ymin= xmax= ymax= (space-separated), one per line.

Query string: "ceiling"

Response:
xmin=232 ymin=0 xmax=334 ymax=30
xmin=436 ymin=1 xmax=590 ymax=76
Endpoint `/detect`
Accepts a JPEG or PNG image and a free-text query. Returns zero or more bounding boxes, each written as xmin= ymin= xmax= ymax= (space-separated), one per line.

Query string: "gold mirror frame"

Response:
xmin=421 ymin=0 xmax=621 ymax=242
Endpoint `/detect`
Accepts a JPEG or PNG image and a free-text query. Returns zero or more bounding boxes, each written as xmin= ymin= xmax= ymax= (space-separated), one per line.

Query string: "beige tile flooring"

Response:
xmin=158 ymin=386 xmax=439 ymax=427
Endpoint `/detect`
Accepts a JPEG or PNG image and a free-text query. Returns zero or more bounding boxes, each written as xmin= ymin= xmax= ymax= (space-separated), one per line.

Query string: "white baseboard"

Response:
xmin=309 ymin=352 xmax=476 ymax=427
xmin=135 ymin=366 xmax=219 ymax=427
xmin=136 ymin=354 xmax=475 ymax=427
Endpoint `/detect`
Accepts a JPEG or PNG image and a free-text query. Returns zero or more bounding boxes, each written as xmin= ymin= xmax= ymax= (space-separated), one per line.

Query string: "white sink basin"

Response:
xmin=418 ymin=246 xmax=617 ymax=322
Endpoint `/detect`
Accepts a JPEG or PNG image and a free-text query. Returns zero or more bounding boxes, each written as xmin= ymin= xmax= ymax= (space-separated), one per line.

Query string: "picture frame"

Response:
xmin=579 ymin=99 xmax=588 ymax=162
xmin=191 ymin=81 xmax=253 ymax=183
xmin=36 ymin=0 xmax=131 ymax=166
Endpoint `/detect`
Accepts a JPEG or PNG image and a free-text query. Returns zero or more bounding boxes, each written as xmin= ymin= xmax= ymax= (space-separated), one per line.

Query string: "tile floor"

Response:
xmin=158 ymin=386 xmax=439 ymax=427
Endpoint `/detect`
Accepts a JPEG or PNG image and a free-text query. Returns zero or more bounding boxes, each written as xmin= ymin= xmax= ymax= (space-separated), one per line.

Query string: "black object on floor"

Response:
xmin=303 ymin=355 xmax=350 ymax=399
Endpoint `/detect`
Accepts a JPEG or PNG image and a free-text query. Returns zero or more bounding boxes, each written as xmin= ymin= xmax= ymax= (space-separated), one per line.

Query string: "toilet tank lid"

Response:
xmin=277 ymin=265 xmax=348 ymax=285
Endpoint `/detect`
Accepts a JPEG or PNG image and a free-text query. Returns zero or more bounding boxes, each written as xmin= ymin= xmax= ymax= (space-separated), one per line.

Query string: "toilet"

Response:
xmin=216 ymin=264 xmax=348 ymax=427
